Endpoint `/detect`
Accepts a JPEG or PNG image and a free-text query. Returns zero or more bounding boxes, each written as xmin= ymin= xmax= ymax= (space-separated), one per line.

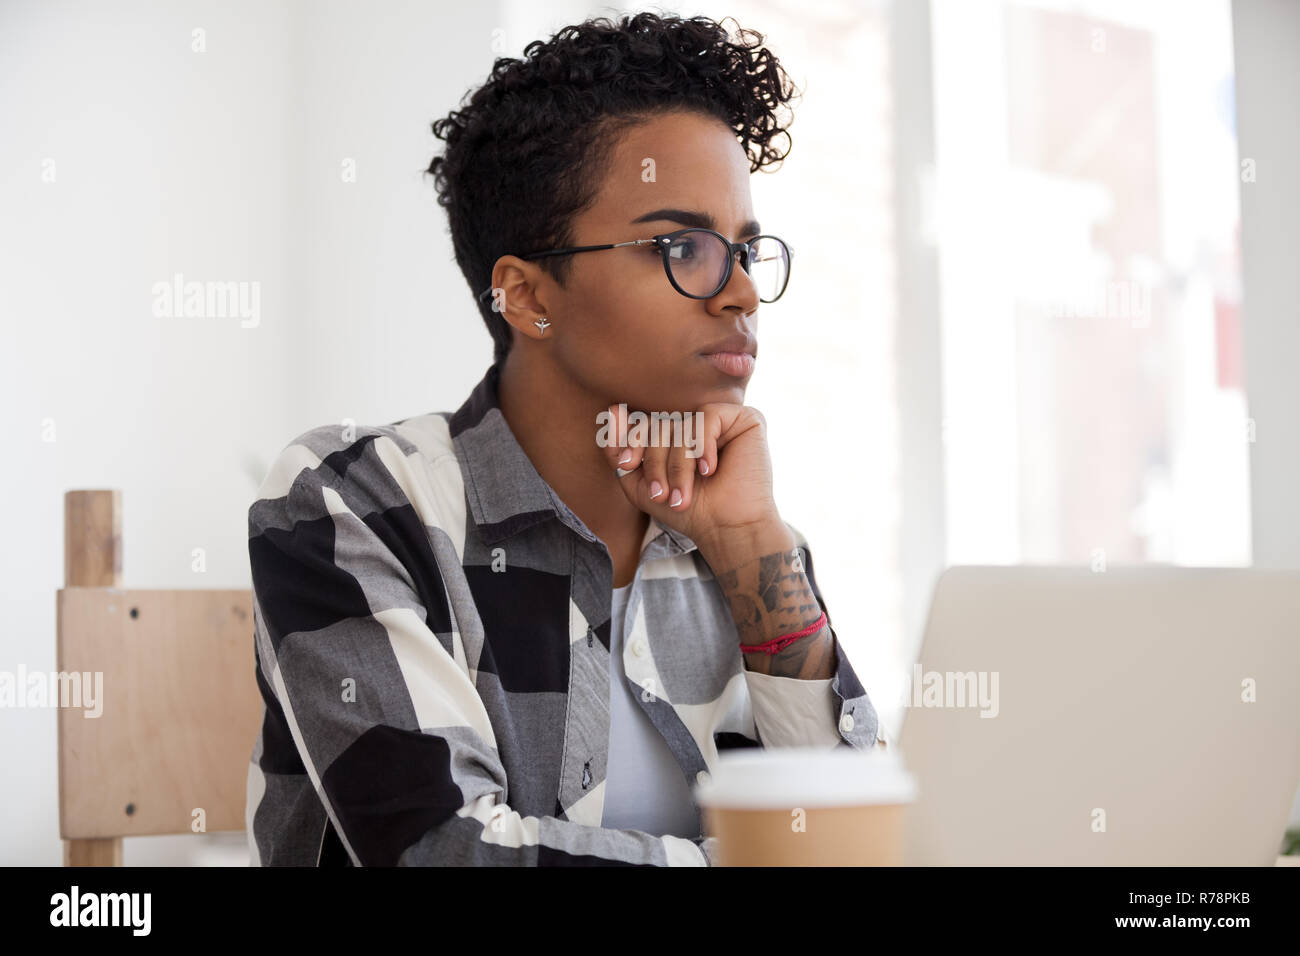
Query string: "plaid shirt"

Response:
xmin=245 ymin=362 xmax=882 ymax=866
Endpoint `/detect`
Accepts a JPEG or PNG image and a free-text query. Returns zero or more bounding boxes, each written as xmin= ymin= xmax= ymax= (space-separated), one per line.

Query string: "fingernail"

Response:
xmin=699 ymin=459 xmax=709 ymax=475
xmin=650 ymin=480 xmax=664 ymax=499
xmin=618 ymin=449 xmax=632 ymax=465
xmin=669 ymin=488 xmax=682 ymax=508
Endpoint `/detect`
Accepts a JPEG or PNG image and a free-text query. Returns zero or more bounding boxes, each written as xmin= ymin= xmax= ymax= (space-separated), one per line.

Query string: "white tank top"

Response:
xmin=600 ymin=582 xmax=701 ymax=837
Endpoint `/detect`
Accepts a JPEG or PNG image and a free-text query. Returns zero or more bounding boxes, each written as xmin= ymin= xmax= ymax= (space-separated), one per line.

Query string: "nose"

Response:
xmin=733 ymin=244 xmax=752 ymax=272
xmin=719 ymin=249 xmax=761 ymax=312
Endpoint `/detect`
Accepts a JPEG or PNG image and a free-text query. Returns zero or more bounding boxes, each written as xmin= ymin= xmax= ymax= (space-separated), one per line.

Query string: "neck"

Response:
xmin=496 ymin=349 xmax=649 ymax=554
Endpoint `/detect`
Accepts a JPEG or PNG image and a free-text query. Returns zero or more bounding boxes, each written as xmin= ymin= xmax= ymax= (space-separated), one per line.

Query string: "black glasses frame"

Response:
xmin=477 ymin=227 xmax=793 ymax=305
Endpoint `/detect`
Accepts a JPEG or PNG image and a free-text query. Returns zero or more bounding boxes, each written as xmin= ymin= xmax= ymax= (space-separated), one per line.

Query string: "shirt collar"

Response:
xmin=448 ymin=362 xmax=698 ymax=560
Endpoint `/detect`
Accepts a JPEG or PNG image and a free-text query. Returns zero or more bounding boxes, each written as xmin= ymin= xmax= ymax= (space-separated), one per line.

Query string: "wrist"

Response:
xmin=698 ymin=515 xmax=793 ymax=572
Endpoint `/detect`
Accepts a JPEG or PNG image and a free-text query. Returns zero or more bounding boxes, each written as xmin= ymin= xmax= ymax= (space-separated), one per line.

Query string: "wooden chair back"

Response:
xmin=58 ymin=490 xmax=259 ymax=865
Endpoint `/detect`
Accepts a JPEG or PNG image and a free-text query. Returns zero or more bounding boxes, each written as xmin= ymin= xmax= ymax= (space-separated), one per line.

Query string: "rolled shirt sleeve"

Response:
xmin=740 ymin=523 xmax=882 ymax=751
xmin=744 ymin=672 xmax=842 ymax=748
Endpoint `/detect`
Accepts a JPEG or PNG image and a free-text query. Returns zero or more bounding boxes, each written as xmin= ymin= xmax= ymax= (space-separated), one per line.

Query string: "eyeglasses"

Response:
xmin=477 ymin=227 xmax=793 ymax=306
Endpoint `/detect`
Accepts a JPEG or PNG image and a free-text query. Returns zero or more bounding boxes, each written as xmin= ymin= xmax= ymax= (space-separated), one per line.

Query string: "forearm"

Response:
xmin=700 ymin=520 xmax=837 ymax=680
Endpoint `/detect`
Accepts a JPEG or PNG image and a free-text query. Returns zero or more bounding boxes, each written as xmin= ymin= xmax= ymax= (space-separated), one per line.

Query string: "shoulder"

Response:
xmin=249 ymin=414 xmax=461 ymax=533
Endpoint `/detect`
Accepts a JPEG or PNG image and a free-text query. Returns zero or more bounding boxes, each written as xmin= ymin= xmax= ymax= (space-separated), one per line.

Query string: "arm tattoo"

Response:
xmin=715 ymin=549 xmax=836 ymax=679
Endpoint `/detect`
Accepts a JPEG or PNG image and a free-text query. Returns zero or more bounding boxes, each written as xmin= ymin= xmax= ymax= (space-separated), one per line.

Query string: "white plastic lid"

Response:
xmin=693 ymin=747 xmax=917 ymax=809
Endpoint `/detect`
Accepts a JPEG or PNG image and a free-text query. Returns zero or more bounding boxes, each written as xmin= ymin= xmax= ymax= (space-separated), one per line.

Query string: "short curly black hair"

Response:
xmin=425 ymin=12 xmax=801 ymax=367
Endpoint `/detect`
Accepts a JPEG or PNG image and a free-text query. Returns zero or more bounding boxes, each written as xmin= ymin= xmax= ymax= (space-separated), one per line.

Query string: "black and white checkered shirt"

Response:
xmin=245 ymin=362 xmax=882 ymax=866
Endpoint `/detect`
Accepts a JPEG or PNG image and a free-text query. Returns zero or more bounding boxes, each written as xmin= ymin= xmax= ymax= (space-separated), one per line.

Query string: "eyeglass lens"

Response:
xmin=664 ymin=230 xmax=789 ymax=301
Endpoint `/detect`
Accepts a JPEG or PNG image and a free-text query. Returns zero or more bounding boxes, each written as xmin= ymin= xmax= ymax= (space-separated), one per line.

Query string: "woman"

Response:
xmin=245 ymin=11 xmax=883 ymax=868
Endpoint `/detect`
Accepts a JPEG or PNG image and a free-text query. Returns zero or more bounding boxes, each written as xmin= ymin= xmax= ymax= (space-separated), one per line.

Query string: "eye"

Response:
xmin=667 ymin=237 xmax=699 ymax=261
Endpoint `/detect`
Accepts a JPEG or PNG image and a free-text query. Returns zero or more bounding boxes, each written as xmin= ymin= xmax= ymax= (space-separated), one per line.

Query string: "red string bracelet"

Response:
xmin=739 ymin=610 xmax=827 ymax=655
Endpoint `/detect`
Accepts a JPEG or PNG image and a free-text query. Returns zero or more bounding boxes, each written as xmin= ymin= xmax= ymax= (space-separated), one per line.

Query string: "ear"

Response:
xmin=488 ymin=256 xmax=550 ymax=341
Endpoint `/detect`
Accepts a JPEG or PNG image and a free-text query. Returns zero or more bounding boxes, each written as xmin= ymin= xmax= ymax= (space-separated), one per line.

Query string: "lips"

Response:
xmin=700 ymin=333 xmax=757 ymax=358
xmin=702 ymin=351 xmax=755 ymax=377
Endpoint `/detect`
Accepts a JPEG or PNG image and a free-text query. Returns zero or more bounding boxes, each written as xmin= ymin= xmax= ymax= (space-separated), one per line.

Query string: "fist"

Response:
xmin=598 ymin=402 xmax=779 ymax=549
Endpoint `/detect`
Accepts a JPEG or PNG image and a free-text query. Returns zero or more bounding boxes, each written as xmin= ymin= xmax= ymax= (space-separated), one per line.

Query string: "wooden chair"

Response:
xmin=57 ymin=490 xmax=261 ymax=866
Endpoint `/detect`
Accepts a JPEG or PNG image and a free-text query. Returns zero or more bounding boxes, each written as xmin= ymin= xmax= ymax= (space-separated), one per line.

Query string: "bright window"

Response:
xmin=932 ymin=0 xmax=1249 ymax=568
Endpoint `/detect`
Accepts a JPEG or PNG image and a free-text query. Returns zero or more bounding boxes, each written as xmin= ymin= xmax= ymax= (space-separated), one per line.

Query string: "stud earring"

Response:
xmin=534 ymin=315 xmax=551 ymax=334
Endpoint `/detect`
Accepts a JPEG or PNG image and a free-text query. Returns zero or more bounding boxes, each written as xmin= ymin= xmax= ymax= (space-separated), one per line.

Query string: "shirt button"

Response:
xmin=631 ymin=637 xmax=647 ymax=657
xmin=696 ymin=770 xmax=711 ymax=786
xmin=839 ymin=713 xmax=855 ymax=734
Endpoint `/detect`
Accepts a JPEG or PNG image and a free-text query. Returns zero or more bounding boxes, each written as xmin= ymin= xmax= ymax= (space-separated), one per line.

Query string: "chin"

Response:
xmin=701 ymin=383 xmax=746 ymax=406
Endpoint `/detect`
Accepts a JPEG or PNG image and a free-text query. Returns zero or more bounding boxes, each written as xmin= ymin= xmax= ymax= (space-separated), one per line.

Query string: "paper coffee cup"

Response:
xmin=693 ymin=747 xmax=917 ymax=866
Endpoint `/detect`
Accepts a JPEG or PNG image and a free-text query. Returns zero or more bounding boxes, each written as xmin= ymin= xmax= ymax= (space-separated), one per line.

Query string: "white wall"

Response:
xmin=0 ymin=0 xmax=497 ymax=865
xmin=1231 ymin=0 xmax=1300 ymax=828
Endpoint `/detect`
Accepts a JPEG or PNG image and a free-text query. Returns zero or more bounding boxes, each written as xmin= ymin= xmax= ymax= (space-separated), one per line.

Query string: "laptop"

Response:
xmin=896 ymin=565 xmax=1300 ymax=865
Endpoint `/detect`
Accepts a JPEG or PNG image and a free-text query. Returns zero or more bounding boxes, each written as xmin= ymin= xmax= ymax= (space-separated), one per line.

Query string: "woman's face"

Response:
xmin=533 ymin=109 xmax=763 ymax=414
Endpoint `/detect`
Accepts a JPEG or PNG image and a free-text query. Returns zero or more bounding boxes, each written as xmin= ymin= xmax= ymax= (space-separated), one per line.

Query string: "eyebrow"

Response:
xmin=630 ymin=207 xmax=762 ymax=239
